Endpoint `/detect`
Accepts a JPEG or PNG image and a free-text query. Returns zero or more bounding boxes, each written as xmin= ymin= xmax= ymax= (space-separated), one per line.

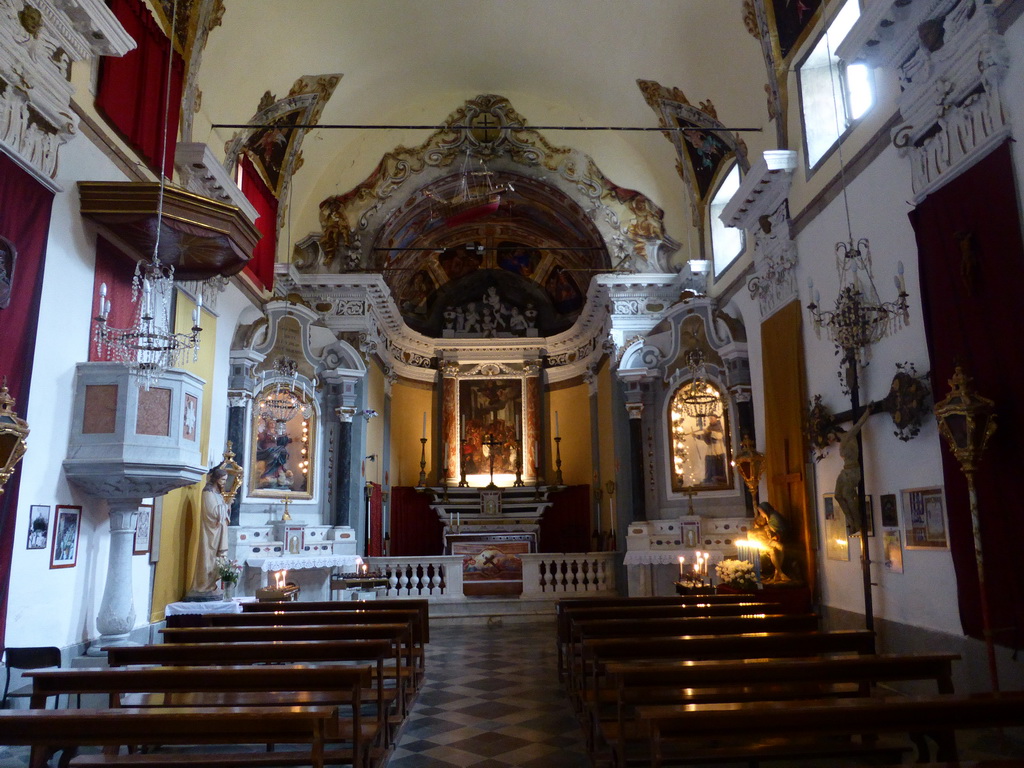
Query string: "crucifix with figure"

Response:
xmin=482 ymin=432 xmax=504 ymax=489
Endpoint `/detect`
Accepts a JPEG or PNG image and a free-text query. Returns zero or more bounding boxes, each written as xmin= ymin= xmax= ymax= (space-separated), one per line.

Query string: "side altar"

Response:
xmin=428 ymin=486 xmax=552 ymax=596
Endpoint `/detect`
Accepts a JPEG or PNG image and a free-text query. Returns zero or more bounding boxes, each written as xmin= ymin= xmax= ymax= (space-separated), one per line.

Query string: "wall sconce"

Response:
xmin=0 ymin=382 xmax=29 ymax=495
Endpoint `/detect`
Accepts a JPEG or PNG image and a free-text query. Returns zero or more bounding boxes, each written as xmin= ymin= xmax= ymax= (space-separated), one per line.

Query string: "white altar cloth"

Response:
xmin=245 ymin=554 xmax=363 ymax=572
xmin=165 ymin=600 xmax=243 ymax=615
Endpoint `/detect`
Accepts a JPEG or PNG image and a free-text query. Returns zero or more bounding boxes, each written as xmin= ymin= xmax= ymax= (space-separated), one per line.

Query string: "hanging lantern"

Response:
xmin=0 ymin=382 xmax=29 ymax=495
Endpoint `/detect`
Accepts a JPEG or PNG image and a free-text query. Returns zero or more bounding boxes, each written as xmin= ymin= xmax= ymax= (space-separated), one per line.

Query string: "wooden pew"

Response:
xmin=568 ymin=613 xmax=821 ymax=695
xmin=26 ymin=665 xmax=378 ymax=768
xmin=106 ymin=640 xmax=396 ymax=739
xmin=240 ymin=598 xmax=431 ymax=643
xmin=0 ymin=706 xmax=338 ymax=768
xmin=555 ymin=595 xmax=756 ymax=680
xmin=597 ymin=653 xmax=959 ymax=766
xmin=636 ymin=691 xmax=1024 ymax=767
xmin=158 ymin=622 xmax=417 ymax=710
xmin=580 ymin=629 xmax=876 ymax=703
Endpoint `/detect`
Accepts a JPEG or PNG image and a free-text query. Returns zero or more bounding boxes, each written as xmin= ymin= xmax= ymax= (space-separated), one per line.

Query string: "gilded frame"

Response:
xmin=248 ymin=386 xmax=317 ymax=500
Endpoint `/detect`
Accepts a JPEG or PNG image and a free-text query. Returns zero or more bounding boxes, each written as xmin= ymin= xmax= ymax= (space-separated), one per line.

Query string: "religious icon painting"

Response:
xmin=249 ymin=384 xmax=317 ymax=500
xmin=880 ymin=493 xmax=899 ymax=528
xmin=50 ymin=505 xmax=81 ymax=569
xmin=26 ymin=505 xmax=49 ymax=550
xmin=133 ymin=503 xmax=153 ymax=556
xmin=901 ymin=487 xmax=949 ymax=550
xmin=822 ymin=494 xmax=849 ymax=561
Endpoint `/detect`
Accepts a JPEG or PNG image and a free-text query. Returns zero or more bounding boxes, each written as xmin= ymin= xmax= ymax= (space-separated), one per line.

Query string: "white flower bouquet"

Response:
xmin=715 ymin=558 xmax=757 ymax=590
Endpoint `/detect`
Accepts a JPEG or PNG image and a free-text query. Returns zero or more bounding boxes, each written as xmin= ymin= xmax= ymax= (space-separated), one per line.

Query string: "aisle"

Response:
xmin=387 ymin=618 xmax=588 ymax=768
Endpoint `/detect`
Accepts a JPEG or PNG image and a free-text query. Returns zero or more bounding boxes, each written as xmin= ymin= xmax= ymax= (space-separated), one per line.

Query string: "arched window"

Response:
xmin=669 ymin=380 xmax=732 ymax=492
xmin=709 ymin=163 xmax=744 ymax=277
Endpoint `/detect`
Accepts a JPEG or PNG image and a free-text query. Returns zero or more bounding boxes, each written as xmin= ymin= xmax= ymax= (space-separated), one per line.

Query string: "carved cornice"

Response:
xmin=0 ymin=0 xmax=134 ymax=181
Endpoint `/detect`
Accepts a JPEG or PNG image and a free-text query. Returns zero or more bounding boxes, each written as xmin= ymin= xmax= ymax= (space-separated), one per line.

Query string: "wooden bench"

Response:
xmin=636 ymin=691 xmax=1024 ymax=767
xmin=106 ymin=639 xmax=397 ymax=738
xmin=568 ymin=613 xmax=821 ymax=695
xmin=555 ymin=595 xmax=757 ymax=680
xmin=0 ymin=705 xmax=338 ymax=768
xmin=26 ymin=665 xmax=378 ymax=768
xmin=158 ymin=622 xmax=417 ymax=711
xmin=240 ymin=598 xmax=431 ymax=643
xmin=595 ymin=653 xmax=959 ymax=766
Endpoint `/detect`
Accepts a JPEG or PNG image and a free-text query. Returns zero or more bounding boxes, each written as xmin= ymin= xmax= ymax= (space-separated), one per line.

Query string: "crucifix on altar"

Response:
xmin=481 ymin=432 xmax=505 ymax=488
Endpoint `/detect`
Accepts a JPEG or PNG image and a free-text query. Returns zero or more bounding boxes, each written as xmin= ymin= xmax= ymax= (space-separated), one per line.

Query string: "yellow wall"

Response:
xmin=547 ymin=380 xmax=592 ymax=487
xmin=389 ymin=380 xmax=435 ymax=487
xmin=364 ymin=362 xmax=385 ymax=486
xmin=595 ymin=359 xmax=618 ymax=531
xmin=149 ymin=295 xmax=215 ymax=621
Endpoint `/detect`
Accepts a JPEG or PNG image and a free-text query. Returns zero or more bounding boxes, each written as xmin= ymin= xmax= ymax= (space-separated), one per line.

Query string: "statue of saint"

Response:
xmin=752 ymin=502 xmax=791 ymax=583
xmin=834 ymin=406 xmax=872 ymax=534
xmin=188 ymin=466 xmax=230 ymax=598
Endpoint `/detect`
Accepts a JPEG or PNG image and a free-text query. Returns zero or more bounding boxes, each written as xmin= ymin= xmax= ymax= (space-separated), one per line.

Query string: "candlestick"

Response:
xmin=417 ymin=436 xmax=428 ymax=487
xmin=422 ymin=412 xmax=427 ymax=439
xmin=678 ymin=556 xmax=684 ymax=581
xmin=513 ymin=435 xmax=524 ymax=487
xmin=555 ymin=411 xmax=560 ymax=438
xmin=458 ymin=437 xmax=469 ymax=487
xmin=553 ymin=435 xmax=564 ymax=486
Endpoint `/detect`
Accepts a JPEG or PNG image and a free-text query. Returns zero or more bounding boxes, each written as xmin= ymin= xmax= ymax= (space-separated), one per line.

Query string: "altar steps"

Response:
xmin=427 ymin=596 xmax=559 ymax=625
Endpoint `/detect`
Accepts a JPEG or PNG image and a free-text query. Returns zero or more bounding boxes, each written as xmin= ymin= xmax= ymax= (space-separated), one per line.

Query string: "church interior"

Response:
xmin=4 ymin=0 xmax=1024 ymax=763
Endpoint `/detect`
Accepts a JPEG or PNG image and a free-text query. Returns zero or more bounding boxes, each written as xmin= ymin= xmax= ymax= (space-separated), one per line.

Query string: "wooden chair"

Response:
xmin=2 ymin=646 xmax=61 ymax=709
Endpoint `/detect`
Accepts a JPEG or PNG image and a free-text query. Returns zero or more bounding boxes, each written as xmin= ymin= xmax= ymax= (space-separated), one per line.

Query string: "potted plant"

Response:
xmin=216 ymin=557 xmax=242 ymax=598
xmin=714 ymin=558 xmax=757 ymax=593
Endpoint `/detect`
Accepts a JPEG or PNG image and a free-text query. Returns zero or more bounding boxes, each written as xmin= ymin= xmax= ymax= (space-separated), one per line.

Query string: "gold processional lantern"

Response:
xmin=219 ymin=441 xmax=244 ymax=505
xmin=0 ymin=382 xmax=29 ymax=496
xmin=731 ymin=434 xmax=766 ymax=505
xmin=933 ymin=364 xmax=999 ymax=691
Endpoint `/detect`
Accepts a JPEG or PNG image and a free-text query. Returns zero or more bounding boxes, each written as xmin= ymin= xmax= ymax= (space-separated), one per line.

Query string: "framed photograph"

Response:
xmin=133 ymin=503 xmax=153 ymax=556
xmin=26 ymin=505 xmax=50 ymax=550
xmin=883 ymin=529 xmax=904 ymax=573
xmin=880 ymin=493 xmax=899 ymax=528
xmin=822 ymin=494 xmax=849 ymax=561
xmin=50 ymin=505 xmax=81 ymax=569
xmin=848 ymin=495 xmax=874 ymax=538
xmin=901 ymin=487 xmax=949 ymax=550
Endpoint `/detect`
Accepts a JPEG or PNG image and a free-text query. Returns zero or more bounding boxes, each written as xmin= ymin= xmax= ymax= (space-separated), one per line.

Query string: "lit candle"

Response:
xmin=422 ymin=412 xmax=427 ymax=439
xmin=678 ymin=556 xmax=684 ymax=580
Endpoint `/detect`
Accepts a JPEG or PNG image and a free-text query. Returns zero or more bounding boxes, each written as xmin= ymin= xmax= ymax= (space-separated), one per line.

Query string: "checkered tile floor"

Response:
xmin=386 ymin=618 xmax=588 ymax=768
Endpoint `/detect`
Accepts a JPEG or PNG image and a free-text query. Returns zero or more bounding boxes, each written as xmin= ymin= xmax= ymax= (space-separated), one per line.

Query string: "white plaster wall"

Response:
xmin=795 ymin=142 xmax=960 ymax=635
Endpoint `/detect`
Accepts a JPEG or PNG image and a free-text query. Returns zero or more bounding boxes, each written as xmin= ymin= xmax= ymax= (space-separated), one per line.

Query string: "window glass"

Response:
xmin=710 ymin=164 xmax=744 ymax=277
xmin=799 ymin=0 xmax=873 ymax=169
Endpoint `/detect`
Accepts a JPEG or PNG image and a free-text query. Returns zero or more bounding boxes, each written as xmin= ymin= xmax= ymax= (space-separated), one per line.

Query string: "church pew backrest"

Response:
xmin=637 ymin=691 xmax=1024 ymax=767
xmin=0 ymin=705 xmax=339 ymax=768
xmin=239 ymin=599 xmax=430 ymax=643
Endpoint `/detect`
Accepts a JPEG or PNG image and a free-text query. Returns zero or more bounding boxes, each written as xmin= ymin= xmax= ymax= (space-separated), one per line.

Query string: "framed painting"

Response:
xmin=133 ymin=503 xmax=153 ymax=556
xmin=26 ymin=505 xmax=49 ymax=550
xmin=458 ymin=378 xmax=523 ymax=478
xmin=880 ymin=493 xmax=899 ymax=528
xmin=901 ymin=487 xmax=949 ymax=550
xmin=50 ymin=505 xmax=81 ymax=569
xmin=668 ymin=382 xmax=732 ymax=493
xmin=883 ymin=529 xmax=904 ymax=573
xmin=249 ymin=385 xmax=317 ymax=500
xmin=822 ymin=494 xmax=849 ymax=561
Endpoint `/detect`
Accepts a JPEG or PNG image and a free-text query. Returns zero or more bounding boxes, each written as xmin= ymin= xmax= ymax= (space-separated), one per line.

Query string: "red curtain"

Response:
xmin=95 ymin=0 xmax=183 ymax=178
xmin=239 ymin=154 xmax=277 ymax=291
xmin=390 ymin=486 xmax=444 ymax=556
xmin=89 ymin=238 xmax=137 ymax=361
xmin=538 ymin=485 xmax=592 ymax=553
xmin=0 ymin=150 xmax=56 ymax=649
xmin=909 ymin=141 xmax=1024 ymax=646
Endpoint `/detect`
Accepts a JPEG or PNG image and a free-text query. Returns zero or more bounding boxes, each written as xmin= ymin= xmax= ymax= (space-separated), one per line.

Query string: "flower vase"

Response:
xmin=223 ymin=582 xmax=237 ymax=600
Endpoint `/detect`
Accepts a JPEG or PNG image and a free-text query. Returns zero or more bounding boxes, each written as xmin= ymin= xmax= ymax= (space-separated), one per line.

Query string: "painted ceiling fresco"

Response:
xmin=299 ymin=94 xmax=673 ymax=339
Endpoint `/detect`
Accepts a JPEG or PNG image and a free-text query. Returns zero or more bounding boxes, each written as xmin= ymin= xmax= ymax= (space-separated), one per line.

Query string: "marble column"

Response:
xmin=626 ymin=402 xmax=647 ymax=522
xmin=88 ymin=500 xmax=140 ymax=655
xmin=334 ymin=406 xmax=357 ymax=526
xmin=226 ymin=395 xmax=249 ymax=525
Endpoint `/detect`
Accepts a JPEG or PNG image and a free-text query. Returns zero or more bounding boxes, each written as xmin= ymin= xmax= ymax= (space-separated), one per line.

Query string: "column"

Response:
xmin=626 ymin=402 xmax=647 ymax=522
xmin=226 ymin=394 xmax=249 ymax=525
xmin=89 ymin=499 xmax=140 ymax=655
xmin=334 ymin=405 xmax=357 ymax=526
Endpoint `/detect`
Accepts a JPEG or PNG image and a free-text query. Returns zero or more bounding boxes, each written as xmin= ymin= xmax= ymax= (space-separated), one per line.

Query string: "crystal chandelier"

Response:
xmin=807 ymin=239 xmax=909 ymax=360
xmin=94 ymin=265 xmax=202 ymax=390
xmin=91 ymin=0 xmax=201 ymax=390
xmin=679 ymin=349 xmax=720 ymax=418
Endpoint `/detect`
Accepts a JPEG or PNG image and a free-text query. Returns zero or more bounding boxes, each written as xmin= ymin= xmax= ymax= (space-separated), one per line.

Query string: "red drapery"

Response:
xmin=95 ymin=0 xmax=183 ymax=178
xmin=538 ymin=485 xmax=592 ymax=553
xmin=909 ymin=141 xmax=1024 ymax=646
xmin=239 ymin=154 xmax=277 ymax=291
xmin=389 ymin=486 xmax=443 ymax=557
xmin=0 ymin=150 xmax=56 ymax=649
xmin=89 ymin=238 xmax=137 ymax=361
